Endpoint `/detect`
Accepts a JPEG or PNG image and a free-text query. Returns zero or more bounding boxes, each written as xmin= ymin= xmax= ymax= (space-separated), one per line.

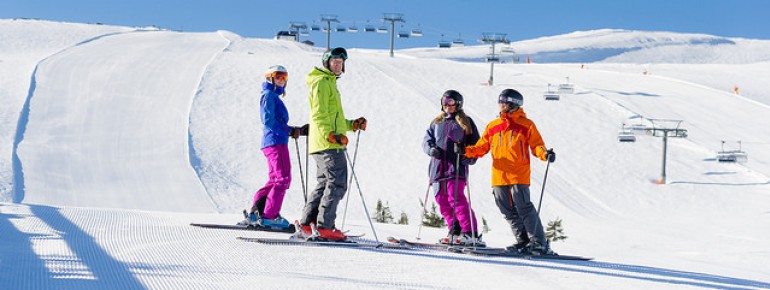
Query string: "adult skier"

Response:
xmin=464 ymin=88 xmax=557 ymax=255
xmin=294 ymin=47 xmax=367 ymax=241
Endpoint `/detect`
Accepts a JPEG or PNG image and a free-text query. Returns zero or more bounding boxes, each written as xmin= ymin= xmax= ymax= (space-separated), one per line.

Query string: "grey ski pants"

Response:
xmin=300 ymin=149 xmax=348 ymax=229
xmin=492 ymin=184 xmax=546 ymax=245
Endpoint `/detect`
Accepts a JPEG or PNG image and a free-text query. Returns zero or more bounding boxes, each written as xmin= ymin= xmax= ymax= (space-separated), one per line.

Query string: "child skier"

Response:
xmin=238 ymin=65 xmax=306 ymax=228
xmin=422 ymin=90 xmax=484 ymax=246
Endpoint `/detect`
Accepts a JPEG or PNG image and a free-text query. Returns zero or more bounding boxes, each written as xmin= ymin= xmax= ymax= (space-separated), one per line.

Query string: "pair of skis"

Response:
xmin=386 ymin=237 xmax=591 ymax=260
xmin=190 ymin=223 xmax=592 ymax=261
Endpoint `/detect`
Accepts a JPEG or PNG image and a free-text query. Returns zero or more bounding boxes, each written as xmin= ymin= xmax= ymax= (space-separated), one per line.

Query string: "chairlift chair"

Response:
xmin=543 ymin=84 xmax=560 ymax=101
xmin=717 ymin=141 xmax=748 ymax=163
xmin=398 ymin=30 xmax=410 ymax=38
xmin=348 ymin=25 xmax=358 ymax=33
xmin=501 ymin=46 xmax=515 ymax=53
xmin=451 ymin=39 xmax=465 ymax=47
xmin=310 ymin=25 xmax=321 ymax=32
xmin=336 ymin=25 xmax=347 ymax=32
xmin=411 ymin=28 xmax=423 ymax=37
xmin=558 ymin=77 xmax=574 ymax=94
xmin=617 ymin=124 xmax=637 ymax=142
xmin=364 ymin=25 xmax=376 ymax=32
xmin=377 ymin=26 xmax=388 ymax=33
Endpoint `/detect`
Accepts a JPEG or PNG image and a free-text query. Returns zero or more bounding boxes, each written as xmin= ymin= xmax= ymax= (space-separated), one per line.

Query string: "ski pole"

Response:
xmin=415 ymin=182 xmax=433 ymax=240
xmin=340 ymin=130 xmax=361 ymax=230
xmin=294 ymin=138 xmax=307 ymax=203
xmin=537 ymin=158 xmax=552 ymax=213
xmin=466 ymin=177 xmax=477 ymax=246
xmin=450 ymin=146 xmax=461 ymax=242
xmin=305 ymin=135 xmax=309 ymax=204
xmin=344 ymin=148 xmax=380 ymax=243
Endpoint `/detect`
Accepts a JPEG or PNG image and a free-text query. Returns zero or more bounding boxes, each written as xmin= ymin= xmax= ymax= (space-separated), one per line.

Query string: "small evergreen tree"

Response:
xmin=545 ymin=217 xmax=568 ymax=242
xmin=420 ymin=198 xmax=445 ymax=228
xmin=481 ymin=216 xmax=490 ymax=233
xmin=373 ymin=199 xmax=394 ymax=224
xmin=397 ymin=211 xmax=409 ymax=225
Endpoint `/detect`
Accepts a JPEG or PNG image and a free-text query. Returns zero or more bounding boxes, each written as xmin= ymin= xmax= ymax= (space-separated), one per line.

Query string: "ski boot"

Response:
xmin=236 ymin=209 xmax=259 ymax=226
xmin=526 ymin=241 xmax=557 ymax=256
xmin=257 ymin=215 xmax=291 ymax=229
xmin=457 ymin=232 xmax=486 ymax=247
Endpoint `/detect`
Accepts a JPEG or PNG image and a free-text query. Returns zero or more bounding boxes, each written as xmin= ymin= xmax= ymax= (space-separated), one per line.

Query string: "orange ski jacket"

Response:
xmin=465 ymin=109 xmax=548 ymax=186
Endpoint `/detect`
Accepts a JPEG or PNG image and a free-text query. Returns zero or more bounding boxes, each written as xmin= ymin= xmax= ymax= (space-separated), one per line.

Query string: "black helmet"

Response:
xmin=441 ymin=90 xmax=464 ymax=110
xmin=498 ymin=89 xmax=523 ymax=111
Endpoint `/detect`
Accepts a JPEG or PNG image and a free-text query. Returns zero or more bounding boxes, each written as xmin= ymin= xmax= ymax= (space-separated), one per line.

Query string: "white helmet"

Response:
xmin=264 ymin=65 xmax=288 ymax=83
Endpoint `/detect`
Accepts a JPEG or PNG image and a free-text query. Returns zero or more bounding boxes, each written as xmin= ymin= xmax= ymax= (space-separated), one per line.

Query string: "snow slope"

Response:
xmin=2 ymin=19 xmax=769 ymax=289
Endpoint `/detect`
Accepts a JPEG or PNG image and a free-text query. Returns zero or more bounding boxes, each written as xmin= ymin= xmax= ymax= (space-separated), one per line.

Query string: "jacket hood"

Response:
xmin=501 ymin=108 xmax=527 ymax=120
xmin=306 ymin=67 xmax=336 ymax=87
xmin=262 ymin=82 xmax=285 ymax=95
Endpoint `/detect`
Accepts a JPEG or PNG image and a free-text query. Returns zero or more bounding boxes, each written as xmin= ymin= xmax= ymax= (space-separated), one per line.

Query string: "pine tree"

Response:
xmin=373 ymin=199 xmax=394 ymax=224
xmin=545 ymin=218 xmax=568 ymax=242
xmin=420 ymin=198 xmax=445 ymax=228
xmin=397 ymin=211 xmax=409 ymax=225
xmin=481 ymin=216 xmax=490 ymax=233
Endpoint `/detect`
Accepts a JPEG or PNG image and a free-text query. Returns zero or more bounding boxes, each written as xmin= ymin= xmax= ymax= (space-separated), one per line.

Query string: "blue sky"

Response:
xmin=4 ymin=0 xmax=769 ymax=49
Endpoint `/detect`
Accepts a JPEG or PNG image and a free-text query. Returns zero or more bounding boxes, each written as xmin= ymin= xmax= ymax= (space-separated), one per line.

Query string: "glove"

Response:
xmin=460 ymin=156 xmax=473 ymax=166
xmin=352 ymin=117 xmax=367 ymax=131
xmin=299 ymin=124 xmax=309 ymax=136
xmin=429 ymin=147 xmax=442 ymax=158
xmin=546 ymin=149 xmax=556 ymax=163
xmin=289 ymin=127 xmax=301 ymax=139
xmin=327 ymin=132 xmax=349 ymax=146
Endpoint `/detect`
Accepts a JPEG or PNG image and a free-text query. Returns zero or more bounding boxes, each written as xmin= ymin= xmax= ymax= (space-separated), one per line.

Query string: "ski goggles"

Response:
xmin=498 ymin=94 xmax=523 ymax=107
xmin=328 ymin=47 xmax=348 ymax=60
xmin=442 ymin=96 xmax=458 ymax=107
xmin=266 ymin=71 xmax=288 ymax=81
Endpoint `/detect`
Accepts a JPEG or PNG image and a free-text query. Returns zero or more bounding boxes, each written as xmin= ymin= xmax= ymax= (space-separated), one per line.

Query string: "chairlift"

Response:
xmin=501 ymin=46 xmax=515 ymax=53
xmin=348 ymin=25 xmax=358 ymax=33
xmin=543 ymin=84 xmax=560 ymax=101
xmin=485 ymin=53 xmax=500 ymax=62
xmin=336 ymin=25 xmax=347 ymax=32
xmin=310 ymin=25 xmax=321 ymax=32
xmin=617 ymin=124 xmax=637 ymax=142
xmin=451 ymin=39 xmax=465 ymax=47
xmin=717 ymin=141 xmax=748 ymax=163
xmin=558 ymin=77 xmax=574 ymax=94
xmin=364 ymin=25 xmax=375 ymax=32
xmin=411 ymin=28 xmax=423 ymax=37
xmin=299 ymin=29 xmax=310 ymax=36
xmin=438 ymin=41 xmax=452 ymax=48
xmin=398 ymin=30 xmax=410 ymax=38
xmin=377 ymin=26 xmax=388 ymax=33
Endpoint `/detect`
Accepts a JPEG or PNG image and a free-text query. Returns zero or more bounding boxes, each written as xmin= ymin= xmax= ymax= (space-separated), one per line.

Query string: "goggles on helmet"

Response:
xmin=442 ymin=96 xmax=458 ymax=106
xmin=266 ymin=71 xmax=288 ymax=81
xmin=328 ymin=47 xmax=348 ymax=60
xmin=498 ymin=94 xmax=523 ymax=107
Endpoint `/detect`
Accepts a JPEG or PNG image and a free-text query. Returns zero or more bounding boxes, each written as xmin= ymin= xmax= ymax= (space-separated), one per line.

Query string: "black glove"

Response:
xmin=546 ymin=149 xmax=556 ymax=163
xmin=299 ymin=124 xmax=309 ymax=136
xmin=453 ymin=143 xmax=465 ymax=155
xmin=429 ymin=147 xmax=442 ymax=158
xmin=289 ymin=127 xmax=301 ymax=139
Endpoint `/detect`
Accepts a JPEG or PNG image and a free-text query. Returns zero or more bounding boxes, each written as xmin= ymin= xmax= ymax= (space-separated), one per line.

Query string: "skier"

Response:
xmin=294 ymin=47 xmax=367 ymax=241
xmin=238 ymin=65 xmax=307 ymax=228
xmin=422 ymin=90 xmax=485 ymax=246
xmin=463 ymin=88 xmax=557 ymax=255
